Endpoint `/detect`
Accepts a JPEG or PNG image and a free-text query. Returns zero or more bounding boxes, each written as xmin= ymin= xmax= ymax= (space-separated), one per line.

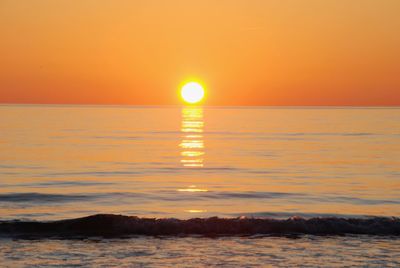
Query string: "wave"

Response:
xmin=0 ymin=193 xmax=94 ymax=203
xmin=1 ymin=192 xmax=399 ymax=206
xmin=0 ymin=181 xmax=115 ymax=188
xmin=0 ymin=214 xmax=399 ymax=238
xmin=0 ymin=193 xmax=147 ymax=203
xmin=0 ymin=164 xmax=43 ymax=169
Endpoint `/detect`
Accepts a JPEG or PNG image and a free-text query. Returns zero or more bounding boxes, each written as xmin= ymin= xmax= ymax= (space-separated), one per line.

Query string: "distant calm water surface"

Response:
xmin=1 ymin=105 xmax=399 ymax=219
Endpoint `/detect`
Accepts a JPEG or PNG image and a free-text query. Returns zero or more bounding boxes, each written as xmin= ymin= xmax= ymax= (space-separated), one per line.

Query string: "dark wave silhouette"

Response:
xmin=1 ymin=214 xmax=399 ymax=238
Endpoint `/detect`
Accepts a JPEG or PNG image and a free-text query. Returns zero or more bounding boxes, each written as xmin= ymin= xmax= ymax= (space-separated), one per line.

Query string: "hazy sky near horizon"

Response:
xmin=1 ymin=0 xmax=399 ymax=106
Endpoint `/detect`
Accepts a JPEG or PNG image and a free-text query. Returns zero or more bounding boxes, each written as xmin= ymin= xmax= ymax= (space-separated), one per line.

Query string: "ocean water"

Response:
xmin=1 ymin=236 xmax=400 ymax=267
xmin=1 ymin=105 xmax=399 ymax=266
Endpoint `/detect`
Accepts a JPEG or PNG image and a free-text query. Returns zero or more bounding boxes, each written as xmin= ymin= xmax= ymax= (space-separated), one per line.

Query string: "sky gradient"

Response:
xmin=1 ymin=0 xmax=399 ymax=106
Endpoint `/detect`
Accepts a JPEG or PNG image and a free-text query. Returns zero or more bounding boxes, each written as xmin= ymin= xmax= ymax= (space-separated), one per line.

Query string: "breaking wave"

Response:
xmin=1 ymin=214 xmax=399 ymax=238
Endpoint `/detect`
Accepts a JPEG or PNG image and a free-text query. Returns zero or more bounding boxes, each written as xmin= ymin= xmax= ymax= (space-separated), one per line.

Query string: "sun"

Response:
xmin=181 ymin=82 xmax=205 ymax=104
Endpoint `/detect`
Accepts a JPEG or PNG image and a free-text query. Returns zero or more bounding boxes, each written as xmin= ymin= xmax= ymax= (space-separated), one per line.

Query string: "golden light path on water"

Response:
xmin=180 ymin=107 xmax=205 ymax=168
xmin=178 ymin=107 xmax=207 ymax=213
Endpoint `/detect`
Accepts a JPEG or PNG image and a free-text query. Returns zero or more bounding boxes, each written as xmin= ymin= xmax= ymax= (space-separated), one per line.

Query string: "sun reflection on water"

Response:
xmin=179 ymin=107 xmax=205 ymax=168
xmin=184 ymin=209 xmax=207 ymax=213
xmin=179 ymin=108 xmax=208 ymax=214
xmin=177 ymin=188 xmax=208 ymax=192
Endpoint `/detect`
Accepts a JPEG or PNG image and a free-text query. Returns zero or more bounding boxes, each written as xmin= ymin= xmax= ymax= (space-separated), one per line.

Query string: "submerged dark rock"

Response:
xmin=0 ymin=214 xmax=399 ymax=238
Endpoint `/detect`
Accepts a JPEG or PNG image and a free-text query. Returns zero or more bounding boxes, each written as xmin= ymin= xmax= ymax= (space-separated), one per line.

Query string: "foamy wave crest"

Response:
xmin=1 ymin=214 xmax=399 ymax=238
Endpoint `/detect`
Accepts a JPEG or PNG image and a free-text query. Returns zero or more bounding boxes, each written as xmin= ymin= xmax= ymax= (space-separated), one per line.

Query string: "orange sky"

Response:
xmin=0 ymin=0 xmax=399 ymax=106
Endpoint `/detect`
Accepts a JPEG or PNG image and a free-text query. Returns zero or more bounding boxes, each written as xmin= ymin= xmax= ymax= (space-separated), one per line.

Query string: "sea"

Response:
xmin=0 ymin=105 xmax=399 ymax=267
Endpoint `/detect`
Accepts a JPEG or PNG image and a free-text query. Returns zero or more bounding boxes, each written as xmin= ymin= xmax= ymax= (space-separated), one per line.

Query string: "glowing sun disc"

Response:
xmin=181 ymin=82 xmax=204 ymax=104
